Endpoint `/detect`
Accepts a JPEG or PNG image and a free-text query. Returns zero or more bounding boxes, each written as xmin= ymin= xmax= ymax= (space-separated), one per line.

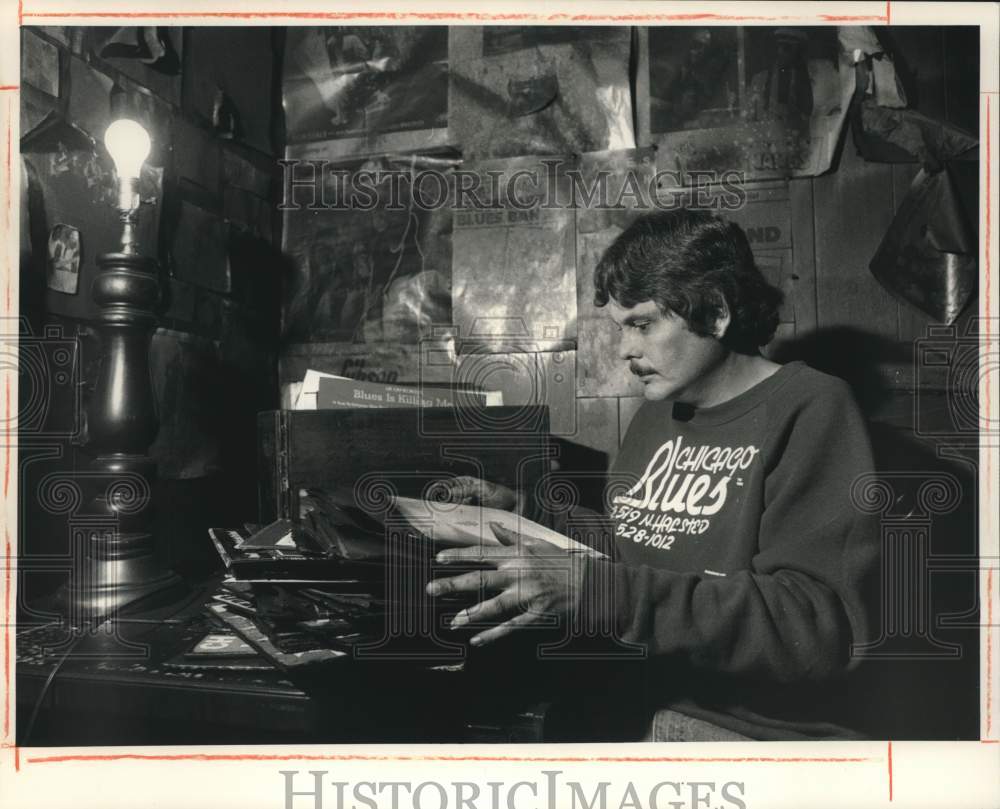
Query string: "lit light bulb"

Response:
xmin=105 ymin=118 xmax=151 ymax=184
xmin=104 ymin=118 xmax=152 ymax=253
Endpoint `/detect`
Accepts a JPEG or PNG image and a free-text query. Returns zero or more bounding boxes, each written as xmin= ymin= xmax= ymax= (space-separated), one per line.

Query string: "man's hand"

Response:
xmin=433 ymin=475 xmax=521 ymax=512
xmin=425 ymin=522 xmax=587 ymax=647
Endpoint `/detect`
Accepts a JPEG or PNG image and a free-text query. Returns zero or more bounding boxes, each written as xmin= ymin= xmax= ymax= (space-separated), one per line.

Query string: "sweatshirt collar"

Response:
xmin=671 ymin=361 xmax=807 ymax=426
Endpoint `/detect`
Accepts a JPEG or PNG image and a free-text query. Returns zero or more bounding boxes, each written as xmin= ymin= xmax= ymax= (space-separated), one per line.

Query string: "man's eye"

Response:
xmin=633 ymin=321 xmax=650 ymax=332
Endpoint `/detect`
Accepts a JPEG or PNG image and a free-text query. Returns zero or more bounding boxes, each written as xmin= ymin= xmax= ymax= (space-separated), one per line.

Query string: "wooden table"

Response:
xmin=16 ymin=580 xmax=552 ymax=746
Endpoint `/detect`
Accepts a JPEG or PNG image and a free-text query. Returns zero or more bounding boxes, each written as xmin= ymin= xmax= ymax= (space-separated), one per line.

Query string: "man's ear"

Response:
xmin=711 ymin=294 xmax=731 ymax=340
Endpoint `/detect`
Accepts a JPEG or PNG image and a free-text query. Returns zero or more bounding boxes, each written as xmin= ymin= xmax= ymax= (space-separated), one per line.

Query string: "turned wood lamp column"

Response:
xmin=69 ymin=118 xmax=180 ymax=617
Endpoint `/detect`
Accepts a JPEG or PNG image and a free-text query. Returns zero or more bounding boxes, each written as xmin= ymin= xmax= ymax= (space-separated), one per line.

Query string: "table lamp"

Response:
xmin=67 ymin=117 xmax=180 ymax=619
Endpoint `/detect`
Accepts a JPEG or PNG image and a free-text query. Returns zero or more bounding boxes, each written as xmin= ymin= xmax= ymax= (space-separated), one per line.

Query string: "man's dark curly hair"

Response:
xmin=593 ymin=209 xmax=784 ymax=354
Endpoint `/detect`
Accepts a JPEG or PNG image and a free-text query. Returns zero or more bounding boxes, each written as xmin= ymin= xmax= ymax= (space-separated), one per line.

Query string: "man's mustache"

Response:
xmin=630 ymin=363 xmax=653 ymax=376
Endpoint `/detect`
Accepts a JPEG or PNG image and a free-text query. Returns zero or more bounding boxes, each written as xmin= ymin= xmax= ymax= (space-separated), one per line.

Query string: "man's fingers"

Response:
xmin=469 ymin=611 xmax=539 ymax=647
xmin=449 ymin=590 xmax=522 ymax=628
xmin=433 ymin=476 xmax=480 ymax=504
xmin=490 ymin=522 xmax=553 ymax=553
xmin=491 ymin=522 xmax=547 ymax=548
xmin=425 ymin=568 xmax=511 ymax=597
xmin=490 ymin=522 xmax=518 ymax=546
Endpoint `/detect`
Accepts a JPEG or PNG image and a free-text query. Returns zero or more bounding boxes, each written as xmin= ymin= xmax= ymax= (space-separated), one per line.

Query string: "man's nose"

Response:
xmin=617 ymin=330 xmax=639 ymax=361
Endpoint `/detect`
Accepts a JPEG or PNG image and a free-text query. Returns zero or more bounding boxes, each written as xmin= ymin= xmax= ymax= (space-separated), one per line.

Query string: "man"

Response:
xmin=427 ymin=209 xmax=879 ymax=741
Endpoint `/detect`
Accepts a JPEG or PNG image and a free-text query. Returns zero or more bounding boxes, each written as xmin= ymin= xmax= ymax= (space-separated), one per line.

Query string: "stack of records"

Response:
xmin=205 ymin=487 xmax=603 ymax=675
xmin=205 ymin=488 xmax=484 ymax=673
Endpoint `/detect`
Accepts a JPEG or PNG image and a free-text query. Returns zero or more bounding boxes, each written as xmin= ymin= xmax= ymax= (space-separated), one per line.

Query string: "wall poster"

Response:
xmin=451 ymin=155 xmax=577 ymax=354
xmin=283 ymin=27 xmax=448 ymax=152
xmin=640 ymin=26 xmax=853 ymax=181
xmin=450 ymin=26 xmax=634 ymax=161
xmin=282 ymin=152 xmax=457 ymax=344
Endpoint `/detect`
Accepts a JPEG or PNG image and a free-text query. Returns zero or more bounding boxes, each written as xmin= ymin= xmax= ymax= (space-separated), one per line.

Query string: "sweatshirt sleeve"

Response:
xmin=580 ymin=379 xmax=880 ymax=684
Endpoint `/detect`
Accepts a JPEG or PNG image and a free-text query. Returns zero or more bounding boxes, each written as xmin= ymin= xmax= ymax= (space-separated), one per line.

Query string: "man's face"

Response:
xmin=607 ymin=298 xmax=727 ymax=405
